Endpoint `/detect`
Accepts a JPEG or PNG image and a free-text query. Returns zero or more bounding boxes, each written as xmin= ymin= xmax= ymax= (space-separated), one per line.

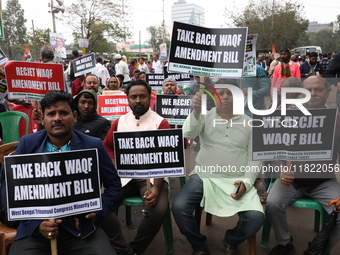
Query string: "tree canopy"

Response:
xmin=146 ymin=26 xmax=170 ymax=54
xmin=63 ymin=0 xmax=128 ymax=53
xmin=225 ymin=0 xmax=309 ymax=52
xmin=297 ymin=15 xmax=340 ymax=53
xmin=26 ymin=28 xmax=51 ymax=61
xmin=0 ymin=0 xmax=27 ymax=60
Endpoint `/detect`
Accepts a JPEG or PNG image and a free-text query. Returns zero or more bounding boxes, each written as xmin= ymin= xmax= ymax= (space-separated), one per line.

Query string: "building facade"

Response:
xmin=308 ymin=21 xmax=332 ymax=32
xmin=171 ymin=0 xmax=205 ymax=26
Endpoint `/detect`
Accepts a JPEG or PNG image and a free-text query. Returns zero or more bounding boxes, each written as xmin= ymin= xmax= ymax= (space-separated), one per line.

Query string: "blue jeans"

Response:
xmin=172 ymin=174 xmax=264 ymax=251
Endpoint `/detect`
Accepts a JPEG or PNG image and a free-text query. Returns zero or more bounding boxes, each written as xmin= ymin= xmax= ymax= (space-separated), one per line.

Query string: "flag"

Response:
xmin=22 ymin=44 xmax=33 ymax=62
xmin=271 ymin=44 xmax=277 ymax=54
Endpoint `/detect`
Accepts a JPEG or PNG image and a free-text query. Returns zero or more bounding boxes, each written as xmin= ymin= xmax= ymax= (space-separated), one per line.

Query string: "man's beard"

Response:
xmin=133 ymin=104 xmax=148 ymax=116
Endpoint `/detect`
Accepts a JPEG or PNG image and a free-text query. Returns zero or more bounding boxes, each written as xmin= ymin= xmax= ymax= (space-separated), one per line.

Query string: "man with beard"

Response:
xmin=300 ymin=52 xmax=322 ymax=78
xmin=271 ymin=48 xmax=301 ymax=105
xmin=162 ymin=77 xmax=178 ymax=94
xmin=101 ymin=79 xmax=170 ymax=255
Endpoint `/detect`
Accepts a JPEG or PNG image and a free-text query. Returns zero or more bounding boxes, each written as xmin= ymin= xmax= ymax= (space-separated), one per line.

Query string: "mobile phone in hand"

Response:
xmin=234 ymin=184 xmax=241 ymax=194
xmin=78 ymin=214 xmax=96 ymax=239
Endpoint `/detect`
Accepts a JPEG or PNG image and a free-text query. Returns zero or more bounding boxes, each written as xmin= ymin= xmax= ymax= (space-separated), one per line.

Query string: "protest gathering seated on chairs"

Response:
xmin=261 ymin=176 xmax=329 ymax=250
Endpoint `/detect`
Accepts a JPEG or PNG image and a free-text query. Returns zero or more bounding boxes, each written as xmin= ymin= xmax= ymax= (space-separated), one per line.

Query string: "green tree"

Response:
xmin=146 ymin=26 xmax=170 ymax=54
xmin=0 ymin=0 xmax=27 ymax=59
xmin=225 ymin=0 xmax=308 ymax=51
xmin=308 ymin=30 xmax=335 ymax=54
xmin=26 ymin=28 xmax=51 ymax=61
xmin=63 ymin=0 xmax=127 ymax=53
xmin=331 ymin=15 xmax=340 ymax=52
xmin=295 ymin=15 xmax=340 ymax=54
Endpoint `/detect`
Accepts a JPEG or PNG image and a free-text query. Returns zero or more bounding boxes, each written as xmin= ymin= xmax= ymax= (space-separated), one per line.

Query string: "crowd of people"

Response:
xmin=1 ymin=44 xmax=340 ymax=255
xmin=62 ymin=51 xmax=166 ymax=97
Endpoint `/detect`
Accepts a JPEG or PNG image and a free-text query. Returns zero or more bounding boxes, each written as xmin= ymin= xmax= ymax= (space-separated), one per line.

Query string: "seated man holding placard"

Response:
xmin=1 ymin=90 xmax=121 ymax=255
xmin=267 ymin=76 xmax=340 ymax=255
xmin=102 ymin=79 xmax=170 ymax=255
xmin=172 ymin=78 xmax=264 ymax=255
xmin=266 ymin=76 xmax=340 ymax=255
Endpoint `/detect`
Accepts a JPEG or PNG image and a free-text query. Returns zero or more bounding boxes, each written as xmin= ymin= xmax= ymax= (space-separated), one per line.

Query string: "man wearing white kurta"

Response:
xmin=172 ymin=78 xmax=264 ymax=255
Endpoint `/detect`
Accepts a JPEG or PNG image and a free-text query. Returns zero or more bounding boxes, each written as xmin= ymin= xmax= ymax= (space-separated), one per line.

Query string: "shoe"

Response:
xmin=268 ymin=243 xmax=296 ymax=255
xmin=192 ymin=250 xmax=210 ymax=255
xmin=223 ymin=240 xmax=238 ymax=255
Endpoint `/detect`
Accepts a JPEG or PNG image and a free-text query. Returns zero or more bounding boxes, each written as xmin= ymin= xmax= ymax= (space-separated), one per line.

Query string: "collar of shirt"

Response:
xmin=44 ymin=140 xmax=71 ymax=153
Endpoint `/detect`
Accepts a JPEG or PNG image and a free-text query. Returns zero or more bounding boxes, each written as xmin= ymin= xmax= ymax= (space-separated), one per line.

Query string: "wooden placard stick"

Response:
xmin=48 ymin=219 xmax=58 ymax=255
xmin=146 ymin=179 xmax=151 ymax=195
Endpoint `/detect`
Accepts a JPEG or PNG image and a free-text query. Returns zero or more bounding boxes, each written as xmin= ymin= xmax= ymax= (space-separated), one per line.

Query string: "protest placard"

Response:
xmin=114 ymin=129 xmax=185 ymax=178
xmin=146 ymin=73 xmax=165 ymax=90
xmin=168 ymin=21 xmax=247 ymax=78
xmin=155 ymin=94 xmax=192 ymax=125
xmin=252 ymin=109 xmax=337 ymax=161
xmin=50 ymin=33 xmax=66 ymax=59
xmin=0 ymin=78 xmax=7 ymax=100
xmin=159 ymin=43 xmax=168 ymax=61
xmin=73 ymin=53 xmax=96 ymax=77
xmin=0 ymin=48 xmax=9 ymax=66
xmin=77 ymin=38 xmax=89 ymax=48
xmin=243 ymin=34 xmax=257 ymax=77
xmin=5 ymin=61 xmax=65 ymax=100
xmin=166 ymin=72 xmax=191 ymax=82
xmin=97 ymin=94 xmax=131 ymax=120
xmin=0 ymin=68 xmax=7 ymax=101
xmin=5 ymin=149 xmax=101 ymax=220
xmin=147 ymin=72 xmax=192 ymax=92
xmin=166 ymin=72 xmax=192 ymax=90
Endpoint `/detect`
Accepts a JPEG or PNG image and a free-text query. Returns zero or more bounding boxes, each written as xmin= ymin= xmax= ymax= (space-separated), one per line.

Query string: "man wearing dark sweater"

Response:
xmin=74 ymin=89 xmax=111 ymax=140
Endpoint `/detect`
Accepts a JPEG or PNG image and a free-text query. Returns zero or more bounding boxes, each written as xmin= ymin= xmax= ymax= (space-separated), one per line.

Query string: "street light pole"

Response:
xmin=162 ymin=0 xmax=165 ymax=43
xmin=49 ymin=0 xmax=65 ymax=33
xmin=51 ymin=0 xmax=56 ymax=33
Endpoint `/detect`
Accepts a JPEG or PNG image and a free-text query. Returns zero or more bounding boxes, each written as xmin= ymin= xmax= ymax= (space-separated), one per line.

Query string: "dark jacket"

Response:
xmin=300 ymin=61 xmax=322 ymax=78
xmin=1 ymin=129 xmax=121 ymax=239
xmin=74 ymin=89 xmax=111 ymax=140
xmin=324 ymin=52 xmax=340 ymax=86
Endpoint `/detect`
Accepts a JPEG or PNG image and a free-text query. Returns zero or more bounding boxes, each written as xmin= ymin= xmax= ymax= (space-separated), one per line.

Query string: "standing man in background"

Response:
xmin=114 ymin=54 xmax=131 ymax=85
xmin=152 ymin=54 xmax=163 ymax=73
xmin=139 ymin=58 xmax=150 ymax=73
xmin=92 ymin=57 xmax=110 ymax=88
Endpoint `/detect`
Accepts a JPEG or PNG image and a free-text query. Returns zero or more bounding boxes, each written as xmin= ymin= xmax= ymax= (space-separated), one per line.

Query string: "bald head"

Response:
xmin=302 ymin=76 xmax=330 ymax=109
xmin=302 ymin=76 xmax=327 ymax=89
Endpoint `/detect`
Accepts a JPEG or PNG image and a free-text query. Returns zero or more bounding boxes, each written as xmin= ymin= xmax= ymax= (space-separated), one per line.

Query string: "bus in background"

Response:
xmin=291 ymin=46 xmax=322 ymax=56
